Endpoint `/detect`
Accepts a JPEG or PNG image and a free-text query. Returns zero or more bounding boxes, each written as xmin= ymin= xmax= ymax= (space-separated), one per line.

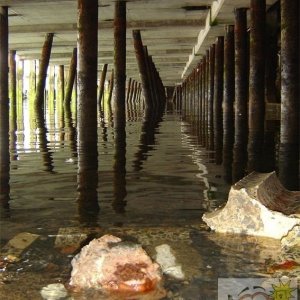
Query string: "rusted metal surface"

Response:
xmin=208 ymin=44 xmax=215 ymax=151
xmin=279 ymin=0 xmax=299 ymax=190
xmin=248 ymin=0 xmax=266 ymax=172
xmin=98 ymin=63 xmax=108 ymax=107
xmin=34 ymin=33 xmax=54 ymax=109
xmin=64 ymin=48 xmax=77 ymax=107
xmin=77 ymin=0 xmax=99 ymax=220
xmin=132 ymin=30 xmax=152 ymax=108
xmin=0 ymin=6 xmax=9 ymax=205
xmin=223 ymin=25 xmax=235 ymax=183
xmin=233 ymin=8 xmax=248 ymax=183
xmin=213 ymin=36 xmax=224 ymax=165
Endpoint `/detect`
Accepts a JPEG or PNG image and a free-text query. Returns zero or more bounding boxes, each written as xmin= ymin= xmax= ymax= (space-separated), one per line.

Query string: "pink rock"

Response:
xmin=69 ymin=234 xmax=163 ymax=295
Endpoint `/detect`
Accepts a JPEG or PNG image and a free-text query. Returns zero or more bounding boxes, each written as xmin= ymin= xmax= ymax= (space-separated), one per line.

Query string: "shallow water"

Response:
xmin=0 ymin=98 xmax=298 ymax=299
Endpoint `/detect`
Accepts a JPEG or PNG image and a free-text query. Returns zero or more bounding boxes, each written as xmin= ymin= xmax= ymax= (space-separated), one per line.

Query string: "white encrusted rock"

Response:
xmin=69 ymin=234 xmax=163 ymax=293
xmin=202 ymin=172 xmax=300 ymax=240
xmin=155 ymin=244 xmax=184 ymax=279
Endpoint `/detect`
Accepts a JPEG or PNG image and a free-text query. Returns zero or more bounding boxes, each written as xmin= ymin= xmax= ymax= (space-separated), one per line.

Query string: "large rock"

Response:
xmin=202 ymin=172 xmax=300 ymax=239
xmin=69 ymin=234 xmax=163 ymax=295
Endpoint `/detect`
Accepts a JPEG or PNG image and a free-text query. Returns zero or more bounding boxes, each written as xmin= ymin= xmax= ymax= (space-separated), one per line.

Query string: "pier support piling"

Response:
xmin=279 ymin=0 xmax=299 ymax=189
xmin=34 ymin=33 xmax=54 ymax=109
xmin=248 ymin=0 xmax=266 ymax=172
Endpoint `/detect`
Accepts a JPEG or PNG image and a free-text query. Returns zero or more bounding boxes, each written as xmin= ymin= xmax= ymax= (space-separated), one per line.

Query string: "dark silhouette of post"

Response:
xmin=0 ymin=6 xmax=9 ymax=209
xmin=64 ymin=48 xmax=77 ymax=108
xmin=132 ymin=30 xmax=152 ymax=109
xmin=34 ymin=33 xmax=54 ymax=109
xmin=223 ymin=25 xmax=235 ymax=183
xmin=248 ymin=0 xmax=266 ymax=172
xmin=213 ymin=36 xmax=224 ymax=165
xmin=77 ymin=0 xmax=99 ymax=222
xmin=98 ymin=63 xmax=108 ymax=107
xmin=208 ymin=44 xmax=215 ymax=151
xmin=279 ymin=0 xmax=299 ymax=190
xmin=233 ymin=8 xmax=249 ymax=183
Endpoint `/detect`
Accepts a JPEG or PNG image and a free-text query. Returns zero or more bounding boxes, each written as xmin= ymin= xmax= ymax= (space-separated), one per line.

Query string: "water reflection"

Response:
xmin=132 ymin=105 xmax=164 ymax=172
xmin=77 ymin=114 xmax=99 ymax=223
xmin=34 ymin=106 xmax=54 ymax=172
xmin=113 ymin=125 xmax=127 ymax=213
xmin=64 ymin=103 xmax=77 ymax=158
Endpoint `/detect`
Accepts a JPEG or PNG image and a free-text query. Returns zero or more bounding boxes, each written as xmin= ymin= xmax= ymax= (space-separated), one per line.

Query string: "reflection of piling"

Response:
xmin=77 ymin=0 xmax=99 ymax=222
xmin=133 ymin=106 xmax=164 ymax=172
xmin=34 ymin=33 xmax=54 ymax=109
xmin=98 ymin=63 xmax=107 ymax=108
xmin=34 ymin=107 xmax=54 ymax=172
xmin=0 ymin=6 xmax=10 ymax=208
xmin=223 ymin=25 xmax=235 ymax=183
xmin=64 ymin=48 xmax=77 ymax=108
xmin=213 ymin=36 xmax=224 ymax=165
xmin=126 ymin=77 xmax=132 ymax=103
xmin=279 ymin=0 xmax=299 ymax=190
xmin=248 ymin=0 xmax=266 ymax=172
xmin=233 ymin=8 xmax=248 ymax=183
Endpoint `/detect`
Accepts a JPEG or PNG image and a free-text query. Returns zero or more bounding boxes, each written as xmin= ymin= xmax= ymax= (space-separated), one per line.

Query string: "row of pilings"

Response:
xmin=174 ymin=0 xmax=299 ymax=190
xmin=0 ymin=0 xmax=166 ymax=217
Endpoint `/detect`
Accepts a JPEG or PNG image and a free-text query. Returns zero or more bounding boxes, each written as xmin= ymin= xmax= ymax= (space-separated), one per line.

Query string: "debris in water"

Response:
xmin=0 ymin=232 xmax=40 ymax=262
xmin=40 ymin=283 xmax=68 ymax=300
xmin=155 ymin=244 xmax=185 ymax=279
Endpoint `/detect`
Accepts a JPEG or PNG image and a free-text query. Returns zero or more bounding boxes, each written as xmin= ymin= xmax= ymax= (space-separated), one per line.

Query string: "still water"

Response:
xmin=0 ymin=96 xmax=294 ymax=299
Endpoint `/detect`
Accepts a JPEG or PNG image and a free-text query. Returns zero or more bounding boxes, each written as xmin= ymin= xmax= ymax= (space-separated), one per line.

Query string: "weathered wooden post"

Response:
xmin=223 ymin=25 xmax=235 ymax=183
xmin=208 ymin=44 xmax=215 ymax=151
xmin=98 ymin=63 xmax=108 ymax=107
xmin=77 ymin=0 xmax=99 ymax=220
xmin=132 ymin=30 xmax=152 ymax=109
xmin=248 ymin=0 xmax=266 ymax=172
xmin=279 ymin=0 xmax=299 ymax=189
xmin=9 ymin=50 xmax=17 ymax=161
xmin=232 ymin=8 xmax=249 ymax=183
xmin=34 ymin=33 xmax=54 ymax=109
xmin=0 ymin=6 xmax=9 ymax=205
xmin=213 ymin=36 xmax=224 ymax=165
xmin=64 ymin=48 xmax=77 ymax=108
